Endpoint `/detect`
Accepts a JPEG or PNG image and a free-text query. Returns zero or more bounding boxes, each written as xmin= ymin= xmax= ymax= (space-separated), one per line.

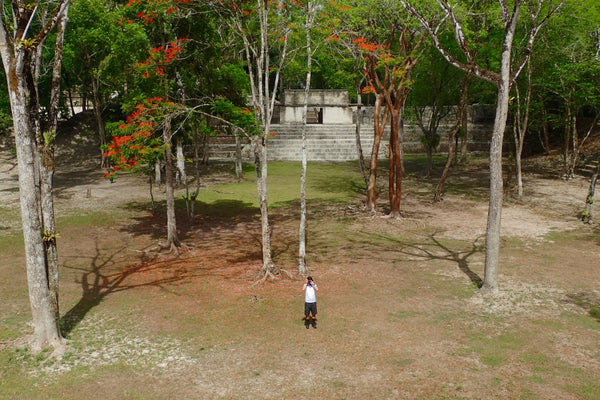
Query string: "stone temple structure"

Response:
xmin=208 ymin=89 xmax=494 ymax=162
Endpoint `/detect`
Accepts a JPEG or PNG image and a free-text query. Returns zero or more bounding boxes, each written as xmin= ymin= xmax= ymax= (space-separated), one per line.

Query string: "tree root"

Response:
xmin=251 ymin=264 xmax=293 ymax=286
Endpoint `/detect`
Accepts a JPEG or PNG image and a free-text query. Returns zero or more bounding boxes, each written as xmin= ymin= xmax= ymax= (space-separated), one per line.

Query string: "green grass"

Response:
xmin=57 ymin=211 xmax=123 ymax=227
xmin=463 ymin=329 xmax=528 ymax=367
xmin=191 ymin=162 xmax=364 ymax=214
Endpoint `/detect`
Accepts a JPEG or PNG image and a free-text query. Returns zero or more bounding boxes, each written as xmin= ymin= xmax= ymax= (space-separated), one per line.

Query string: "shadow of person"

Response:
xmin=303 ymin=316 xmax=317 ymax=329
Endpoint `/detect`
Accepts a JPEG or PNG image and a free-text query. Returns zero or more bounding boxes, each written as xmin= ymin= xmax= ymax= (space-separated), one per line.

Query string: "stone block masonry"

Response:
xmin=206 ymin=120 xmax=493 ymax=162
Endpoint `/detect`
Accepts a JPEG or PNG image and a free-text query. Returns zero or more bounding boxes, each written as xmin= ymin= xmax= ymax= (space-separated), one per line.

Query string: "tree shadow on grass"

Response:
xmin=350 ymin=231 xmax=485 ymax=288
xmin=411 ymin=233 xmax=485 ymax=288
xmin=60 ymin=239 xmax=195 ymax=336
xmin=118 ymin=199 xmax=257 ymax=242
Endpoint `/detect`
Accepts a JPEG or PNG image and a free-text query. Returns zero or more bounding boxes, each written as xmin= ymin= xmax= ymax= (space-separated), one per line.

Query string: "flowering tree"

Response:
xmin=106 ymin=0 xmax=192 ymax=252
xmin=327 ymin=0 xmax=425 ymax=217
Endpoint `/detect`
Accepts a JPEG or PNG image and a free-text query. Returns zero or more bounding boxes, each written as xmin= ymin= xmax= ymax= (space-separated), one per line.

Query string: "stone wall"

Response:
xmin=206 ymin=104 xmax=494 ymax=162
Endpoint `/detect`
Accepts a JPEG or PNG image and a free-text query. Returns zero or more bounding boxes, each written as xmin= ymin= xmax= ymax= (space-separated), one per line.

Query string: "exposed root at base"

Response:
xmin=251 ymin=265 xmax=293 ymax=286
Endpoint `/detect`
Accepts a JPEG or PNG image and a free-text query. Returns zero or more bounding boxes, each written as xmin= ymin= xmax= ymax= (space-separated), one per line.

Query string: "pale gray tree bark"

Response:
xmin=230 ymin=0 xmax=291 ymax=279
xmin=512 ymin=60 xmax=532 ymax=197
xmin=298 ymin=1 xmax=317 ymax=275
xmin=0 ymin=0 xmax=70 ymax=352
xmin=163 ymin=117 xmax=180 ymax=253
xmin=402 ymin=0 xmax=563 ymax=294
xmin=176 ymin=137 xmax=186 ymax=186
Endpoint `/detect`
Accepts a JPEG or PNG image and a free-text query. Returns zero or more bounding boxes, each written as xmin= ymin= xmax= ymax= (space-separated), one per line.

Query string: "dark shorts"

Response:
xmin=304 ymin=302 xmax=317 ymax=316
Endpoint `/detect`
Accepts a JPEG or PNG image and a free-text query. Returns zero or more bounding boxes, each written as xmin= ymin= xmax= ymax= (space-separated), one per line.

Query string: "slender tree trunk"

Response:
xmin=366 ymin=93 xmax=387 ymax=212
xmin=512 ymin=60 xmax=532 ymax=198
xmin=176 ymin=137 xmax=186 ymax=186
xmin=582 ymin=161 xmax=600 ymax=223
xmin=298 ymin=1 xmax=314 ymax=275
xmin=149 ymin=176 xmax=156 ymax=214
xmin=570 ymin=112 xmax=578 ymax=179
xmin=254 ymin=136 xmax=274 ymax=271
xmin=355 ymin=92 xmax=368 ymax=187
xmin=434 ymin=73 xmax=471 ymax=202
xmin=91 ymin=73 xmax=107 ymax=168
xmin=388 ymin=107 xmax=403 ymax=217
xmin=163 ymin=118 xmax=180 ymax=252
xmin=235 ymin=134 xmax=243 ymax=180
xmin=481 ymin=78 xmax=511 ymax=295
xmin=155 ymin=162 xmax=162 ymax=186
xmin=562 ymin=105 xmax=574 ymax=178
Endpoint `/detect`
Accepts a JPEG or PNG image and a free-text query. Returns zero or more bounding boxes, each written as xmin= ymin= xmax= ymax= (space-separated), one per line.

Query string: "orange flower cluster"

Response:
xmin=353 ymin=37 xmax=383 ymax=53
xmin=361 ymin=85 xmax=377 ymax=95
xmin=135 ymin=38 xmax=188 ymax=79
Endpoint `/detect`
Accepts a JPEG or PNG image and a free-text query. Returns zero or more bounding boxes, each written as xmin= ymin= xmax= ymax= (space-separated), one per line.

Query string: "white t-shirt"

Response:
xmin=305 ymin=285 xmax=317 ymax=303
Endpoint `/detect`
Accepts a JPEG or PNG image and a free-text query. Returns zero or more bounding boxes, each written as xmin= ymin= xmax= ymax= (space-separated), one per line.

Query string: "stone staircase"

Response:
xmin=268 ymin=124 xmax=376 ymax=161
xmin=206 ymin=121 xmax=493 ymax=162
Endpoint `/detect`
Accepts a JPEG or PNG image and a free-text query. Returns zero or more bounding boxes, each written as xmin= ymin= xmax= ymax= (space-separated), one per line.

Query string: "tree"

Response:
xmin=105 ymin=36 xmax=190 ymax=252
xmin=223 ymin=0 xmax=295 ymax=279
xmin=0 ymin=0 xmax=70 ymax=352
xmin=63 ymin=0 xmax=149 ymax=166
xmin=328 ymin=0 xmax=425 ymax=217
xmin=433 ymin=71 xmax=472 ymax=202
xmin=407 ymin=43 xmax=463 ymax=177
xmin=298 ymin=0 xmax=319 ymax=275
xmin=403 ymin=0 xmax=564 ymax=294
xmin=531 ymin=0 xmax=600 ymax=178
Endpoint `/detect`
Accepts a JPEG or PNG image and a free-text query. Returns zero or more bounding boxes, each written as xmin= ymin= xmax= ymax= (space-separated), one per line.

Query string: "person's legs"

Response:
xmin=304 ymin=302 xmax=311 ymax=319
xmin=309 ymin=303 xmax=318 ymax=328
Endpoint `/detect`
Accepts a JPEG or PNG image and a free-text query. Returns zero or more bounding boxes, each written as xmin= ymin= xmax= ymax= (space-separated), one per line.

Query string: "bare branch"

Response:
xmin=511 ymin=0 xmax=565 ymax=84
xmin=401 ymin=0 xmax=500 ymax=83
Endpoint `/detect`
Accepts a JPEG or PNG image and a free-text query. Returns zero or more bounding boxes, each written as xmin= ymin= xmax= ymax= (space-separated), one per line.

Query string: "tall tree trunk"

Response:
xmin=562 ymin=105 xmax=574 ymax=178
xmin=512 ymin=60 xmax=532 ymax=198
xmin=155 ymin=161 xmax=162 ymax=185
xmin=0 ymin=0 xmax=69 ymax=352
xmin=254 ymin=136 xmax=274 ymax=272
xmin=481 ymin=78 xmax=511 ymax=295
xmin=582 ymin=161 xmax=600 ymax=223
xmin=41 ymin=3 xmax=69 ymax=327
xmin=176 ymin=137 xmax=186 ymax=186
xmin=235 ymin=134 xmax=243 ymax=180
xmin=569 ymin=112 xmax=578 ymax=179
xmin=355 ymin=92 xmax=368 ymax=187
xmin=366 ymin=93 xmax=388 ymax=212
xmin=388 ymin=107 xmax=403 ymax=218
xmin=403 ymin=0 xmax=563 ymax=295
xmin=163 ymin=118 xmax=180 ymax=252
xmin=298 ymin=1 xmax=315 ymax=275
xmin=91 ymin=73 xmax=107 ymax=168
xmin=434 ymin=73 xmax=471 ymax=202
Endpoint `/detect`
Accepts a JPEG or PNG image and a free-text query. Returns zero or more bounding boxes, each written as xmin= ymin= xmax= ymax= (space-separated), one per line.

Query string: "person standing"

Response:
xmin=303 ymin=276 xmax=318 ymax=328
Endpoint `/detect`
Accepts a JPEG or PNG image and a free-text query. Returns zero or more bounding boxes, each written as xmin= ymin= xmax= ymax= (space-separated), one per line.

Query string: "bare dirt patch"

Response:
xmin=1 ymin=145 xmax=599 ymax=399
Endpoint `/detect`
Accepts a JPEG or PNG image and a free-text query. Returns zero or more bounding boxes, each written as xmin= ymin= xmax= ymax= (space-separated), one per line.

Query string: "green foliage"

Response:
xmin=419 ymin=131 xmax=441 ymax=150
xmin=0 ymin=109 xmax=12 ymax=136
xmin=211 ymin=98 xmax=259 ymax=136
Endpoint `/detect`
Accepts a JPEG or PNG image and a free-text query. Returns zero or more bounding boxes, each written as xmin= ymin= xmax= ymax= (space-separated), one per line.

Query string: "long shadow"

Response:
xmin=349 ymin=231 xmax=485 ymax=288
xmin=61 ymin=238 xmax=194 ymax=335
xmin=119 ymin=199 xmax=258 ymax=239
